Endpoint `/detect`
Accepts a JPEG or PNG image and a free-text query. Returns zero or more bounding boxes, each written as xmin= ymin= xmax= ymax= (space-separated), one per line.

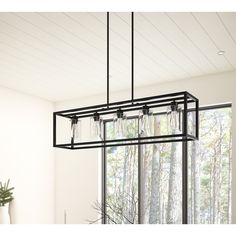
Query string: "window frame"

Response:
xmin=101 ymin=103 xmax=232 ymax=224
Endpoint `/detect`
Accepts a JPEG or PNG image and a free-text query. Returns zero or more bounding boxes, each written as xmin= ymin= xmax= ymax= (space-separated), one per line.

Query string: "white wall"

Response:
xmin=0 ymin=86 xmax=55 ymax=224
xmin=55 ymin=70 xmax=236 ymax=224
xmin=2 ymin=70 xmax=234 ymax=224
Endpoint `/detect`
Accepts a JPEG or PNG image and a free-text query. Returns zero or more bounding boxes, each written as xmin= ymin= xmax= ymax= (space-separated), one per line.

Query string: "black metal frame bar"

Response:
xmin=55 ymin=91 xmax=188 ymax=115
xmin=101 ymin=103 xmax=231 ymax=224
xmin=131 ymin=12 xmax=134 ymax=103
xmin=101 ymin=122 xmax=107 ymax=224
xmin=53 ymin=91 xmax=199 ymax=150
xmin=107 ymin=12 xmax=109 ymax=108
xmin=182 ymin=140 xmax=188 ymax=224
xmin=138 ymin=129 xmax=142 ymax=224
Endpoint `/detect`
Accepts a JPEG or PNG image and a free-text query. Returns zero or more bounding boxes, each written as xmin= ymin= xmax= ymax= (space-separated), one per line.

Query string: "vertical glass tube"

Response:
xmin=113 ymin=109 xmax=127 ymax=138
xmin=71 ymin=117 xmax=81 ymax=142
xmin=167 ymin=101 xmax=182 ymax=134
xmin=139 ymin=105 xmax=154 ymax=136
xmin=90 ymin=112 xmax=102 ymax=140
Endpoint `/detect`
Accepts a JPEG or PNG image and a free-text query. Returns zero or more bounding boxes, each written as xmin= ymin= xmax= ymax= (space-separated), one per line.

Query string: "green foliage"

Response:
xmin=0 ymin=179 xmax=14 ymax=207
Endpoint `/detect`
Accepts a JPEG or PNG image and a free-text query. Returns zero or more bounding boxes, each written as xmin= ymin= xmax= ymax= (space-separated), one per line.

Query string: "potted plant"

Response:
xmin=0 ymin=179 xmax=14 ymax=224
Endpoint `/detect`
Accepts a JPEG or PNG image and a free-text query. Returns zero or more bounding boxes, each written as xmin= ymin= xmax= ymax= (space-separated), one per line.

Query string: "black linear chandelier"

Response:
xmin=53 ymin=12 xmax=199 ymax=150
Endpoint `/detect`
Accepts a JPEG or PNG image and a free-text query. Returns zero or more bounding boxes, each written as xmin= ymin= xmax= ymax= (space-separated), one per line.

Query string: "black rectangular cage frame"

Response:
xmin=53 ymin=91 xmax=199 ymax=150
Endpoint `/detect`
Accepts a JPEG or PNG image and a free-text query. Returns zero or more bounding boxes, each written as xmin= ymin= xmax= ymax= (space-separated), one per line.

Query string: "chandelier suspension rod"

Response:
xmin=131 ymin=12 xmax=134 ymax=103
xmin=107 ymin=12 xmax=109 ymax=108
xmin=106 ymin=12 xmax=134 ymax=107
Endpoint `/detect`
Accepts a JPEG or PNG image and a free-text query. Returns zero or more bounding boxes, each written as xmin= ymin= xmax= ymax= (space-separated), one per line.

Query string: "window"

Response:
xmin=103 ymin=105 xmax=232 ymax=224
xmin=188 ymin=106 xmax=232 ymax=224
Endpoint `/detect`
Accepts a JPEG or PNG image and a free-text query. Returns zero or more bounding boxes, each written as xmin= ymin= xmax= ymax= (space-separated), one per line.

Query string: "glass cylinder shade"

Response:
xmin=113 ymin=109 xmax=127 ymax=138
xmin=90 ymin=113 xmax=102 ymax=140
xmin=167 ymin=101 xmax=182 ymax=134
xmin=71 ymin=117 xmax=81 ymax=142
xmin=139 ymin=105 xmax=154 ymax=136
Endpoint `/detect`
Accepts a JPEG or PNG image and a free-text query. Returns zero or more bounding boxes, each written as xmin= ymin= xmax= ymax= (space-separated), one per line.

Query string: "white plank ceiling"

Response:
xmin=0 ymin=12 xmax=235 ymax=101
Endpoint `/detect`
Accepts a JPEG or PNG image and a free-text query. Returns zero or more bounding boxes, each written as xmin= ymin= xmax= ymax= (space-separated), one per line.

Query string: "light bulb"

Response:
xmin=113 ymin=109 xmax=127 ymax=138
xmin=90 ymin=112 xmax=102 ymax=140
xmin=71 ymin=117 xmax=81 ymax=142
xmin=139 ymin=105 xmax=154 ymax=136
xmin=167 ymin=101 xmax=182 ymax=134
